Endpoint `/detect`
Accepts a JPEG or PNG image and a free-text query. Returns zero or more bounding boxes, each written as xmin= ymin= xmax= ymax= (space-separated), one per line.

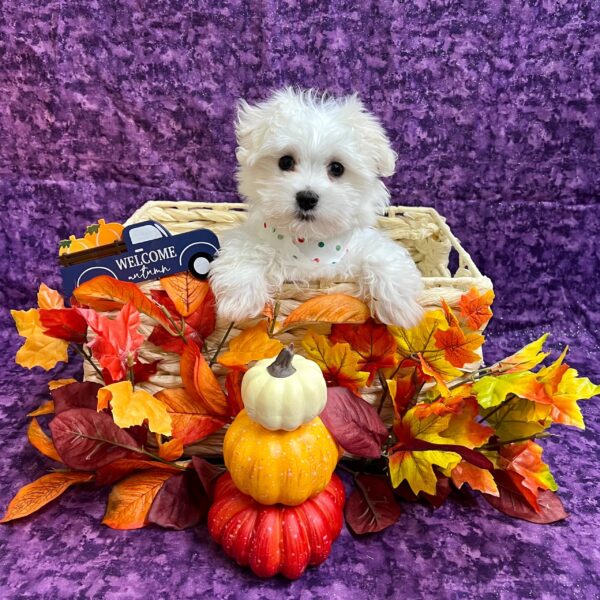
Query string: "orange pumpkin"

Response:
xmin=84 ymin=219 xmax=124 ymax=247
xmin=208 ymin=473 xmax=345 ymax=579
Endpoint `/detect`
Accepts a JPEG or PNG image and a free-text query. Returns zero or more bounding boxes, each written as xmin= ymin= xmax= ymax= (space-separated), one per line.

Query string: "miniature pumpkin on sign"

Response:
xmin=223 ymin=345 xmax=339 ymax=506
xmin=208 ymin=472 xmax=345 ymax=579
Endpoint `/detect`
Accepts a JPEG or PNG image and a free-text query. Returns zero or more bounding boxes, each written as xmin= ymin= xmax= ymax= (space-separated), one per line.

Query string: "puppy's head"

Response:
xmin=235 ymin=88 xmax=396 ymax=239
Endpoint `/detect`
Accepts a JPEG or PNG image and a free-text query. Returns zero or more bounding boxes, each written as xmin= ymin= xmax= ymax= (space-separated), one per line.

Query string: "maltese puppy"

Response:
xmin=209 ymin=88 xmax=424 ymax=328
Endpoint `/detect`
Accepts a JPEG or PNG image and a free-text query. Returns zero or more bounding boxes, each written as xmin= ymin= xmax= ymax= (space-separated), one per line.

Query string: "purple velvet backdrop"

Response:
xmin=1 ymin=2 xmax=599 ymax=598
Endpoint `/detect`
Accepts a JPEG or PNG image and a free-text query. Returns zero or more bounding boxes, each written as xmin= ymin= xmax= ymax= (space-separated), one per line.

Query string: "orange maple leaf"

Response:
xmin=330 ymin=318 xmax=397 ymax=385
xmin=281 ymin=294 xmax=370 ymax=331
xmin=433 ymin=326 xmax=484 ymax=368
xmin=451 ymin=461 xmax=499 ymax=496
xmin=458 ymin=288 xmax=494 ymax=330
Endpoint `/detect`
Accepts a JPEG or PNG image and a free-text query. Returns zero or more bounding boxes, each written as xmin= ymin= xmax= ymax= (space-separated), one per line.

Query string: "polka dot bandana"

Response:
xmin=258 ymin=221 xmax=351 ymax=268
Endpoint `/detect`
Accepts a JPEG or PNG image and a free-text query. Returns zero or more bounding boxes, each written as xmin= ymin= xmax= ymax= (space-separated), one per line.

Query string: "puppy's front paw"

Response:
xmin=374 ymin=298 xmax=424 ymax=329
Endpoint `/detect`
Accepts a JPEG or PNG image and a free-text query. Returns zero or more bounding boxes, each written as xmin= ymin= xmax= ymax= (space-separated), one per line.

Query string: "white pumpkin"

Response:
xmin=241 ymin=345 xmax=327 ymax=431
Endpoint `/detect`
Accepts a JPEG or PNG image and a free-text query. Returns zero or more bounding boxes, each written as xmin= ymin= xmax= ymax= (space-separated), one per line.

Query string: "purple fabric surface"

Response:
xmin=1 ymin=2 xmax=599 ymax=599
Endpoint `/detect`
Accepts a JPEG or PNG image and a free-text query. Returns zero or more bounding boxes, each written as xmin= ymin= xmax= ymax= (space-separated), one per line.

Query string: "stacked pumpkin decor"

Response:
xmin=209 ymin=345 xmax=346 ymax=578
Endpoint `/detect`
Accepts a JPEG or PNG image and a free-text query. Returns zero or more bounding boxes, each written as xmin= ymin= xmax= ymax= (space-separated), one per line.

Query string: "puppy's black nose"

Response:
xmin=296 ymin=190 xmax=319 ymax=211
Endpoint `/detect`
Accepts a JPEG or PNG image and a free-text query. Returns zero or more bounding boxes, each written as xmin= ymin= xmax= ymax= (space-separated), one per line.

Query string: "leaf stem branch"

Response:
xmin=72 ymin=344 xmax=105 ymax=383
xmin=209 ymin=321 xmax=235 ymax=367
xmin=480 ymin=432 xmax=555 ymax=450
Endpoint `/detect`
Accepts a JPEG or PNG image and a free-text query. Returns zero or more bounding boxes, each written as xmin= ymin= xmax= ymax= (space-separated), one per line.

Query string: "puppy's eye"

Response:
xmin=328 ymin=162 xmax=345 ymax=178
xmin=278 ymin=155 xmax=295 ymax=171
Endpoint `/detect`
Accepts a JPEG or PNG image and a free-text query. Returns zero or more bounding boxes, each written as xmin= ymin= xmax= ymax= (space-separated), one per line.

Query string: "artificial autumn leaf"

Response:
xmin=482 ymin=397 xmax=552 ymax=441
xmin=27 ymin=418 xmax=62 ymax=462
xmin=450 ymin=461 xmax=499 ymax=496
xmin=97 ymin=381 xmax=172 ymax=436
xmin=390 ymin=310 xmax=462 ymax=395
xmin=533 ymin=351 xmax=600 ymax=428
xmin=158 ymin=438 xmax=184 ymax=462
xmin=27 ymin=401 xmax=55 ymax=417
xmin=11 ymin=309 xmax=69 ymax=370
xmin=95 ymin=459 xmax=182 ymax=487
xmin=102 ymin=469 xmax=174 ymax=530
xmin=433 ymin=326 xmax=483 ymax=368
xmin=155 ymin=387 xmax=227 ymax=445
xmin=102 ymin=359 xmax=160 ymax=386
xmin=482 ymin=470 xmax=568 ymax=524
xmin=458 ymin=287 xmax=494 ymax=330
xmin=37 ymin=283 xmax=65 ymax=309
xmin=48 ymin=378 xmax=77 ymax=391
xmin=420 ymin=474 xmax=453 ymax=508
xmin=39 ymin=308 xmax=88 ymax=344
xmin=160 ymin=273 xmax=211 ymax=317
xmin=49 ymin=408 xmax=141 ymax=470
xmin=498 ymin=441 xmax=557 ymax=496
xmin=473 ymin=371 xmax=541 ymax=409
xmin=440 ymin=298 xmax=460 ymax=328
xmin=0 ymin=471 xmax=93 ymax=523
xmin=148 ymin=324 xmax=190 ymax=355
xmin=344 ymin=473 xmax=402 ymax=535
xmin=386 ymin=367 xmax=424 ymax=418
xmin=302 ymin=331 xmax=369 ymax=394
xmin=191 ymin=457 xmax=226 ymax=501
xmin=147 ymin=471 xmax=209 ymax=530
xmin=388 ymin=409 xmax=462 ymax=495
xmin=77 ymin=302 xmax=145 ymax=382
xmin=438 ymin=397 xmax=493 ymax=448
xmin=319 ymin=387 xmax=388 ymax=458
xmin=330 ymin=318 xmax=398 ymax=384
xmin=51 ymin=381 xmax=103 ymax=414
xmin=181 ymin=341 xmax=228 ymax=416
xmin=281 ymin=294 xmax=370 ymax=330
xmin=217 ymin=321 xmax=283 ymax=369
xmin=491 ymin=334 xmax=549 ymax=374
xmin=73 ymin=276 xmax=176 ymax=333
xmin=224 ymin=369 xmax=245 ymax=417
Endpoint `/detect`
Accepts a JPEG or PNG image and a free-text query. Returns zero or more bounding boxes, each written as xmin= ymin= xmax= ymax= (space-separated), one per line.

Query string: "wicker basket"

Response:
xmin=84 ymin=201 xmax=493 ymax=454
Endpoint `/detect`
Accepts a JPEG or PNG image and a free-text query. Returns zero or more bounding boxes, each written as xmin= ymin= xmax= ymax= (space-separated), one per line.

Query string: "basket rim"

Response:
xmin=125 ymin=200 xmax=487 ymax=282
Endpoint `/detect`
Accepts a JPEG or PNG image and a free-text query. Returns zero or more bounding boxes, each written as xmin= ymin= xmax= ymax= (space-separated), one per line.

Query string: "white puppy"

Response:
xmin=209 ymin=88 xmax=424 ymax=328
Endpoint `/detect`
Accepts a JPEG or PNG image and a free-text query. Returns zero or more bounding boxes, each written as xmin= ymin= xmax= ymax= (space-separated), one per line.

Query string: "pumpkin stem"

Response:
xmin=267 ymin=344 xmax=296 ymax=378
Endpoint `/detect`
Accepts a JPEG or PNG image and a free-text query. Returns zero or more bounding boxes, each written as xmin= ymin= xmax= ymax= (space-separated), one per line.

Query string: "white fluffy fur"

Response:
xmin=209 ymin=88 xmax=424 ymax=327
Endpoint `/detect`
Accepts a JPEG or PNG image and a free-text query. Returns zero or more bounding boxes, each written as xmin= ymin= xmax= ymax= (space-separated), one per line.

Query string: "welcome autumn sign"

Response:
xmin=5 ymin=274 xmax=599 ymax=539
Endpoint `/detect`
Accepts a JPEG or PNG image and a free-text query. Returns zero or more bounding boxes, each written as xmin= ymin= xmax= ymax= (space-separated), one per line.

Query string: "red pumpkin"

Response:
xmin=208 ymin=473 xmax=345 ymax=579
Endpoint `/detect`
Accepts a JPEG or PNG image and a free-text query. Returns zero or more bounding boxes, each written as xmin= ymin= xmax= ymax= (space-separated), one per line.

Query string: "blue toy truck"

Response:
xmin=60 ymin=220 xmax=220 ymax=297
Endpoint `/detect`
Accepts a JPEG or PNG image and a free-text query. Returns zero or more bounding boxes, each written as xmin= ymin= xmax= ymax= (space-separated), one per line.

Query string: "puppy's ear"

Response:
xmin=343 ymin=95 xmax=397 ymax=177
xmin=235 ymin=98 xmax=269 ymax=168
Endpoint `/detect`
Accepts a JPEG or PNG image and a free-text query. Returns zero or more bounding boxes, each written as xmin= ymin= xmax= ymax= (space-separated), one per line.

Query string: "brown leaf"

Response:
xmin=282 ymin=294 xmax=370 ymax=330
xmin=0 ymin=472 xmax=93 ymax=523
xmin=27 ymin=418 xmax=62 ymax=462
xmin=102 ymin=469 xmax=174 ymax=530
xmin=160 ymin=273 xmax=211 ymax=318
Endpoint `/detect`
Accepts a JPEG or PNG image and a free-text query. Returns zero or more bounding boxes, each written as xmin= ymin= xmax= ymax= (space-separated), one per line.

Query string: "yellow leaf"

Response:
xmin=301 ymin=330 xmax=369 ymax=394
xmin=37 ymin=283 xmax=64 ymax=309
xmin=492 ymin=334 xmax=550 ymax=374
xmin=11 ymin=309 xmax=69 ymax=370
xmin=482 ymin=398 xmax=552 ymax=441
xmin=102 ymin=469 xmax=173 ymax=530
xmin=98 ymin=382 xmax=172 ymax=436
xmin=389 ymin=407 xmax=461 ymax=495
xmin=27 ymin=418 xmax=62 ymax=462
xmin=281 ymin=294 xmax=370 ymax=331
xmin=1 ymin=471 xmax=93 ymax=523
xmin=217 ymin=321 xmax=284 ymax=368
xmin=49 ymin=378 xmax=77 ymax=390
xmin=439 ymin=397 xmax=493 ymax=448
xmin=160 ymin=273 xmax=211 ymax=317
